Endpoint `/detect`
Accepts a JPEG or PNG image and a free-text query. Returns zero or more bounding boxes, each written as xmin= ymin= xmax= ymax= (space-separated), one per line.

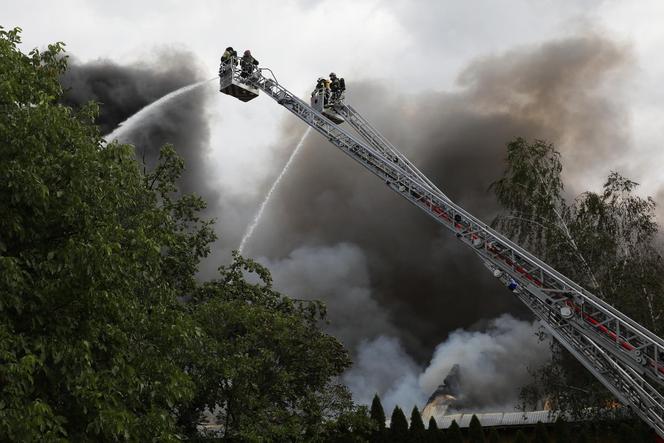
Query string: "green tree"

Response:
xmin=447 ymin=420 xmax=464 ymax=443
xmin=371 ymin=395 xmax=387 ymax=429
xmin=492 ymin=138 xmax=664 ymax=331
xmin=427 ymin=416 xmax=443 ymax=442
xmin=0 ymin=26 xmax=359 ymax=442
xmin=492 ymin=138 xmax=664 ymax=418
xmin=410 ymin=406 xmax=426 ymax=442
xmin=0 ymin=26 xmax=203 ymax=442
xmin=468 ymin=414 xmax=485 ymax=443
xmin=487 ymin=428 xmax=501 ymax=443
xmin=322 ymin=405 xmax=376 ymax=443
xmin=370 ymin=394 xmax=386 ymax=442
xmin=180 ymin=254 xmax=355 ymax=440
xmin=390 ymin=406 xmax=409 ymax=441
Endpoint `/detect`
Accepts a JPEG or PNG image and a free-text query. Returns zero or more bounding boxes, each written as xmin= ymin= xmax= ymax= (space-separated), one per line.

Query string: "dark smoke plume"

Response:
xmin=61 ymin=52 xmax=205 ymax=135
xmin=60 ymin=51 xmax=226 ymax=265
xmin=62 ymin=35 xmax=632 ymax=412
xmin=248 ymin=34 xmax=632 ymax=365
xmin=60 ymin=51 xmax=258 ymax=279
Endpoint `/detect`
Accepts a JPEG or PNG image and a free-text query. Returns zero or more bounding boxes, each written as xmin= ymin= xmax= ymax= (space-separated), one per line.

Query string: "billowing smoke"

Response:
xmin=261 ymin=243 xmax=400 ymax=350
xmin=247 ymin=34 xmax=630 ymax=412
xmin=344 ymin=315 xmax=549 ymax=415
xmin=247 ymin=33 xmax=631 ymax=363
xmin=61 ymin=52 xmax=213 ymax=198
xmin=60 ymin=51 xmax=235 ymax=276
xmin=344 ymin=336 xmax=423 ymax=415
xmin=261 ymin=243 xmax=424 ymax=412
xmin=61 ymin=51 xmax=205 ymax=135
xmin=63 ymin=34 xmax=632 ymax=413
xmin=419 ymin=315 xmax=550 ymax=411
xmin=262 ymin=244 xmax=549 ymax=414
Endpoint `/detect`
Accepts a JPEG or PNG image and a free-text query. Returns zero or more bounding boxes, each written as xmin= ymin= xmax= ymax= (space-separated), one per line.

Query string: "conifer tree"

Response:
xmin=409 ymin=406 xmax=426 ymax=442
xmin=448 ymin=420 xmax=464 ymax=443
xmin=468 ymin=414 xmax=485 ymax=443
xmin=390 ymin=406 xmax=409 ymax=441
xmin=369 ymin=395 xmax=386 ymax=442
xmin=427 ymin=416 xmax=443 ymax=443
xmin=370 ymin=394 xmax=386 ymax=431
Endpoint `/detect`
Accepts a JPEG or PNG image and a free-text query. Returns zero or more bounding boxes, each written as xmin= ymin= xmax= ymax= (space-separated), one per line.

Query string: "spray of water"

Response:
xmin=239 ymin=127 xmax=312 ymax=254
xmin=104 ymin=77 xmax=217 ymax=142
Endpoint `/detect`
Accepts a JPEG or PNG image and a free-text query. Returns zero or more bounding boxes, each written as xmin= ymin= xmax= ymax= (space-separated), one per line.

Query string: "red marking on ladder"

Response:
xmin=427 ymin=203 xmax=664 ymax=378
xmin=490 ymin=242 xmax=638 ymax=353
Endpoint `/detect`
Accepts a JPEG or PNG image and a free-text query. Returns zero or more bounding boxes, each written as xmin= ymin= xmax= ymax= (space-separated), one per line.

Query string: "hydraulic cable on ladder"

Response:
xmin=218 ymin=59 xmax=664 ymax=437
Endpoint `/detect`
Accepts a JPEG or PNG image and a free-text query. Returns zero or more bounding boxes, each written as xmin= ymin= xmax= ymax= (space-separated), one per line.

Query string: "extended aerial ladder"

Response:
xmin=219 ymin=59 xmax=664 ymax=437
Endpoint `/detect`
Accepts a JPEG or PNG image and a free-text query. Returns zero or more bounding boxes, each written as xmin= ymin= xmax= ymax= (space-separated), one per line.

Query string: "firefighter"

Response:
xmin=329 ymin=72 xmax=346 ymax=102
xmin=314 ymin=77 xmax=326 ymax=91
xmin=221 ymin=46 xmax=237 ymax=63
xmin=219 ymin=46 xmax=237 ymax=76
xmin=240 ymin=50 xmax=259 ymax=78
xmin=324 ymin=78 xmax=332 ymax=105
xmin=312 ymin=77 xmax=331 ymax=105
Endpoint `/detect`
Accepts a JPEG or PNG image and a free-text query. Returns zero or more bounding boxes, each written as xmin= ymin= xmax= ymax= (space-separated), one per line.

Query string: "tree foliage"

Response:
xmin=179 ymin=254 xmax=355 ymax=440
xmin=493 ymin=138 xmax=664 ymax=332
xmin=447 ymin=420 xmax=464 ymax=443
xmin=370 ymin=394 xmax=386 ymax=431
xmin=492 ymin=137 xmax=664 ymax=418
xmin=468 ymin=414 xmax=485 ymax=443
xmin=409 ymin=406 xmax=426 ymax=442
xmin=427 ymin=417 xmax=444 ymax=443
xmin=369 ymin=394 xmax=387 ymax=442
xmin=0 ymin=25 xmax=361 ymax=441
xmin=389 ymin=406 xmax=409 ymax=441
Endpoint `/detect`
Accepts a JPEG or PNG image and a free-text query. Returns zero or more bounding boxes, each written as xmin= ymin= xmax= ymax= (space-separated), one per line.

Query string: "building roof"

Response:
xmin=435 ymin=410 xmax=560 ymax=429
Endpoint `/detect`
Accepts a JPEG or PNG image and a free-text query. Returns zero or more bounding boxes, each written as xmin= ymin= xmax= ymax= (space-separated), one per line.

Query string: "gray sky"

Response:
xmin=6 ymin=0 xmax=664 ymax=412
xmin=7 ymin=0 xmax=664 ymax=198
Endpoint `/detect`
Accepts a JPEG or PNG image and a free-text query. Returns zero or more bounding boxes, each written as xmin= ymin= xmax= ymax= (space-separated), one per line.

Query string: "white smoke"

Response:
xmin=261 ymin=243 xmax=550 ymax=415
xmin=261 ymin=243 xmax=426 ymax=414
xmin=419 ymin=315 xmax=551 ymax=412
xmin=342 ymin=316 xmax=550 ymax=415
xmin=343 ymin=335 xmax=424 ymax=414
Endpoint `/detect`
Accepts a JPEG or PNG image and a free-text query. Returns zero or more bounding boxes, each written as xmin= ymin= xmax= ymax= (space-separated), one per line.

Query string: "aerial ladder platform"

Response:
xmin=218 ymin=58 xmax=664 ymax=438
